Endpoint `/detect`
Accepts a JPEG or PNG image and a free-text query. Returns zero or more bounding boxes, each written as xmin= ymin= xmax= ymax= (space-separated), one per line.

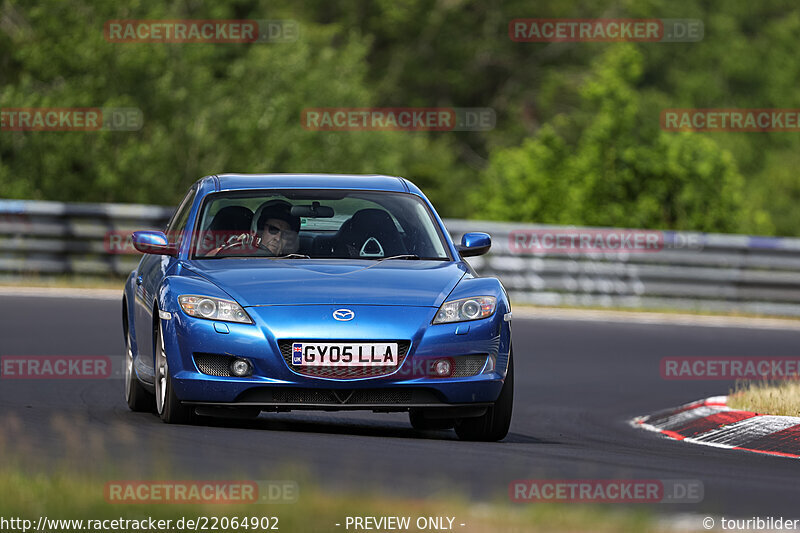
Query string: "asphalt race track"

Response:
xmin=2 ymin=294 xmax=800 ymax=519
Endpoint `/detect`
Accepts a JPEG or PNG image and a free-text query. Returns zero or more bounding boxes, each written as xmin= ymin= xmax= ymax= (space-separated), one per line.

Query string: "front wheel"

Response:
xmin=455 ymin=349 xmax=514 ymax=442
xmin=125 ymin=328 xmax=154 ymax=412
xmin=154 ymin=316 xmax=195 ymax=424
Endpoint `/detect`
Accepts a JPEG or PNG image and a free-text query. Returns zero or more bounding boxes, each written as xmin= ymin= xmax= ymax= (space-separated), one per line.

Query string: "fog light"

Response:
xmin=229 ymin=358 xmax=252 ymax=377
xmin=432 ymin=358 xmax=453 ymax=377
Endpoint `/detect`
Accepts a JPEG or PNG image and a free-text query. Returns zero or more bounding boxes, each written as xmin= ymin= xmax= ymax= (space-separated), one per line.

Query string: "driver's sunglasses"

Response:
xmin=265 ymin=224 xmax=295 ymax=238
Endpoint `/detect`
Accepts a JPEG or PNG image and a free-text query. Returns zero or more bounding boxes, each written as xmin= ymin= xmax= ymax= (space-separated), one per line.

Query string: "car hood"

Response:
xmin=182 ymin=259 xmax=468 ymax=307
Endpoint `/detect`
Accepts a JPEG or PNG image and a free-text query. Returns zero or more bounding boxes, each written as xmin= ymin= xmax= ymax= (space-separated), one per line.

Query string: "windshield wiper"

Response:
xmin=197 ymin=252 xmax=311 ymax=260
xmin=270 ymin=253 xmax=311 ymax=259
xmin=376 ymin=254 xmax=449 ymax=261
xmin=377 ymin=254 xmax=421 ymax=261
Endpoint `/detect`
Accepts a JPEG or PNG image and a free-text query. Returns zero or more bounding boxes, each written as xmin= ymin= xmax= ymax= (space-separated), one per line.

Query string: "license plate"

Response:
xmin=292 ymin=342 xmax=399 ymax=367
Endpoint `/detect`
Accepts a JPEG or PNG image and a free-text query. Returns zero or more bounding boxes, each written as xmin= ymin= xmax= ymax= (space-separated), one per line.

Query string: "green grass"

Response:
xmin=728 ymin=381 xmax=800 ymax=417
xmin=0 ymin=462 xmax=669 ymax=533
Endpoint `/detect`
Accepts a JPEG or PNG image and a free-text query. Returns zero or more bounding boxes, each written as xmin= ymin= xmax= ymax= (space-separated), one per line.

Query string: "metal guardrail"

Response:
xmin=0 ymin=199 xmax=171 ymax=277
xmin=3 ymin=199 xmax=800 ymax=316
xmin=446 ymin=220 xmax=800 ymax=317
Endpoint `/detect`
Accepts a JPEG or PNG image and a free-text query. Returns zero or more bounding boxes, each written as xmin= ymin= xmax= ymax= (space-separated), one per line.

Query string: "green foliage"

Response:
xmin=0 ymin=1 xmax=462 ymax=211
xmin=474 ymin=45 xmax=760 ymax=233
xmin=1 ymin=0 xmax=799 ymax=233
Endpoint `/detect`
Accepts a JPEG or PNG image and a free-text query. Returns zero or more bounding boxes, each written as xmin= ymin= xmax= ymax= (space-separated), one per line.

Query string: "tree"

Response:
xmin=0 ymin=1 xmax=462 ymax=212
xmin=473 ymin=45 xmax=761 ymax=233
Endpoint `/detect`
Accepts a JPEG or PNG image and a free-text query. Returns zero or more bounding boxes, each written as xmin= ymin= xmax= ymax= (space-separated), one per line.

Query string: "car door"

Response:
xmin=133 ymin=185 xmax=197 ymax=382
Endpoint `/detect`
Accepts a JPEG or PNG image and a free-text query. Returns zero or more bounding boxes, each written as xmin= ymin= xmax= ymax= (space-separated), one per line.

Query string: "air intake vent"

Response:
xmin=450 ymin=355 xmax=489 ymax=377
xmin=193 ymin=353 xmax=235 ymax=377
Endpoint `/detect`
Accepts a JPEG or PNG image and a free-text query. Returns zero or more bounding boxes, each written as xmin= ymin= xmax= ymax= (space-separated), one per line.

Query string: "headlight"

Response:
xmin=432 ymin=296 xmax=497 ymax=324
xmin=178 ymin=295 xmax=253 ymax=324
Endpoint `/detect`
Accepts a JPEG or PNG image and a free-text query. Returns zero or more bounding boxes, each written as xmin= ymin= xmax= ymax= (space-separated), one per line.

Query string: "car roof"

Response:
xmin=212 ymin=173 xmax=412 ymax=193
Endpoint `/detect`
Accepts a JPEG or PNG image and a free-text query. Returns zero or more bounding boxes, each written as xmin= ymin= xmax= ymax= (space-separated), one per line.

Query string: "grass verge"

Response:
xmin=728 ymin=381 xmax=800 ymax=417
xmin=0 ymin=465 xmax=670 ymax=533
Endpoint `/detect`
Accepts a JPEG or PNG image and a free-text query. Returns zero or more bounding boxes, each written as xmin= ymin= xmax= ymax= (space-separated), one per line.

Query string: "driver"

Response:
xmin=204 ymin=201 xmax=301 ymax=257
xmin=254 ymin=201 xmax=301 ymax=256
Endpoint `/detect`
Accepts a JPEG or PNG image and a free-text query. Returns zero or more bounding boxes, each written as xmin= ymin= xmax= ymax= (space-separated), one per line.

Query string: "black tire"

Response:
xmin=409 ymin=409 xmax=457 ymax=430
xmin=124 ymin=316 xmax=155 ymax=412
xmin=455 ymin=349 xmax=514 ymax=442
xmin=154 ymin=315 xmax=195 ymax=424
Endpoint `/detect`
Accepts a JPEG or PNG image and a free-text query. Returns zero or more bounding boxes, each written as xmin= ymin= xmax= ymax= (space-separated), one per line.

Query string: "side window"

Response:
xmin=165 ymin=187 xmax=197 ymax=250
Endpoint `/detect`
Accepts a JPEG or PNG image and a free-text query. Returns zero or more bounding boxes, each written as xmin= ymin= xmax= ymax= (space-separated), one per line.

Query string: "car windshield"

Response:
xmin=192 ymin=189 xmax=451 ymax=260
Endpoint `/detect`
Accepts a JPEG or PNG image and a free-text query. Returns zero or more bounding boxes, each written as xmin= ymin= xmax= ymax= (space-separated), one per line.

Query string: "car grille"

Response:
xmin=233 ymin=386 xmax=446 ymax=407
xmin=194 ymin=353 xmax=235 ymax=377
xmin=272 ymin=388 xmax=414 ymax=404
xmin=279 ymin=340 xmax=411 ymax=379
xmin=450 ymin=355 xmax=489 ymax=378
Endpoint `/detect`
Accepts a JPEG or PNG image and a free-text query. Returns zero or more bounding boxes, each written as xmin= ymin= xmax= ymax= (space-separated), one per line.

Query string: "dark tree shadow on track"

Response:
xmin=191 ymin=413 xmax=463 ymax=441
xmin=133 ymin=409 xmax=558 ymax=444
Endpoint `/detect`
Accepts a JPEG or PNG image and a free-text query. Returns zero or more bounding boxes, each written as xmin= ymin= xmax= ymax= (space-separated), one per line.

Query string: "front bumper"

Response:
xmin=184 ymin=388 xmax=492 ymax=417
xmin=161 ymin=304 xmax=511 ymax=406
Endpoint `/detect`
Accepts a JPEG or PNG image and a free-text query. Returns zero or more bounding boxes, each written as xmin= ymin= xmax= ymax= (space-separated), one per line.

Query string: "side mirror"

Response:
xmin=132 ymin=231 xmax=176 ymax=256
xmin=456 ymin=232 xmax=491 ymax=257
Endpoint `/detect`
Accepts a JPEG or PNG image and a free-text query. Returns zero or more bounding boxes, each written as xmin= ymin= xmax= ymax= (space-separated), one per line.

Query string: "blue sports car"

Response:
xmin=123 ymin=174 xmax=513 ymax=441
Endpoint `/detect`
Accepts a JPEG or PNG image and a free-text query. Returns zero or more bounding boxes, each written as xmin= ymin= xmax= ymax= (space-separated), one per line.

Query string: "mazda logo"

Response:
xmin=333 ymin=309 xmax=355 ymax=321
